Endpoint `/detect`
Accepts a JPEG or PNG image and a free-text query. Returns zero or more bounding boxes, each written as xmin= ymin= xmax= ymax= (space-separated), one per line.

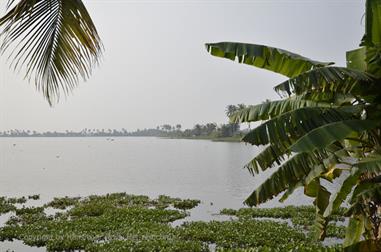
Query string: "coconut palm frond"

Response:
xmin=0 ymin=0 xmax=103 ymax=104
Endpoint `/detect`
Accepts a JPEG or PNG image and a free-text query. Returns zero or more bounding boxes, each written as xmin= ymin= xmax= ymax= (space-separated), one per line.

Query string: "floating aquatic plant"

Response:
xmin=0 ymin=193 xmax=344 ymax=251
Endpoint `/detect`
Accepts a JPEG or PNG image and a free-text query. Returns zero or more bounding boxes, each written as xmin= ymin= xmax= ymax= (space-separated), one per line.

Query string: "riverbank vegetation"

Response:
xmin=0 ymin=124 xmax=243 ymax=142
xmin=0 ymin=193 xmax=345 ymax=251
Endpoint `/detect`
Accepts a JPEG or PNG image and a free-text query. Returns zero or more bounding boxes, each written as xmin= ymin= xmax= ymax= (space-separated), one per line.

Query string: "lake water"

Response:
xmin=0 ymin=137 xmax=311 ymax=251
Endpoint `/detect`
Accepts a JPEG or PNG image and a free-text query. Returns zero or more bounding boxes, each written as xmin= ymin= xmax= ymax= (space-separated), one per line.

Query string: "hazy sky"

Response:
xmin=0 ymin=0 xmax=364 ymax=132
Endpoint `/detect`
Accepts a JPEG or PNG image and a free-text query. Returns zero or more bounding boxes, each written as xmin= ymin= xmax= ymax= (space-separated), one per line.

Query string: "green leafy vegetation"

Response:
xmin=0 ymin=197 xmax=16 ymax=214
xmin=154 ymin=195 xmax=201 ymax=210
xmin=206 ymin=0 xmax=381 ymax=249
xmin=45 ymin=196 xmax=80 ymax=210
xmin=0 ymin=193 xmax=347 ymax=251
xmin=6 ymin=196 xmax=27 ymax=204
xmin=220 ymin=206 xmax=346 ymax=239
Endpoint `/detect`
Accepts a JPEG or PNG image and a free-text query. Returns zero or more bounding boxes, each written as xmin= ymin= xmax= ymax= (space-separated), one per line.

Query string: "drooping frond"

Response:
xmin=301 ymin=92 xmax=355 ymax=105
xmin=0 ymin=0 xmax=103 ymax=104
xmin=346 ymin=184 xmax=381 ymax=239
xmin=281 ymin=146 xmax=347 ymax=202
xmin=274 ymin=67 xmax=375 ymax=97
xmin=244 ymin=152 xmax=328 ymax=206
xmin=245 ymin=133 xmax=348 ymax=178
xmin=357 ymin=152 xmax=381 ymax=176
xmin=324 ymin=172 xmax=360 ymax=218
xmin=291 ymin=119 xmax=380 ymax=153
xmin=344 ymin=217 xmax=366 ymax=247
xmin=245 ymin=144 xmax=289 ymax=175
xmin=205 ymin=42 xmax=333 ymax=78
xmin=242 ymin=107 xmax=354 ymax=147
xmin=229 ymin=97 xmax=329 ymax=123
xmin=304 ymin=180 xmax=332 ymax=240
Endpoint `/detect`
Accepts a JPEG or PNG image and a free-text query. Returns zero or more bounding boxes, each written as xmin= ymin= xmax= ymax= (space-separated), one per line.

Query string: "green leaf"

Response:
xmin=0 ymin=0 xmax=103 ymax=105
xmin=229 ymin=97 xmax=329 ymax=123
xmin=344 ymin=239 xmax=381 ymax=252
xmin=357 ymin=152 xmax=381 ymax=175
xmin=349 ymin=183 xmax=379 ymax=205
xmin=365 ymin=46 xmax=381 ymax=77
xmin=244 ymin=152 xmax=327 ymax=206
xmin=274 ymin=67 xmax=375 ymax=97
xmin=314 ymin=212 xmax=329 ymax=240
xmin=344 ymin=217 xmax=365 ymax=247
xmin=243 ymin=107 xmax=354 ymax=147
xmin=351 ymin=184 xmax=381 ymax=205
xmin=291 ymin=120 xmax=380 ymax=153
xmin=301 ymin=92 xmax=355 ymax=105
xmin=304 ymin=180 xmax=331 ymax=240
xmin=347 ymin=46 xmax=381 ymax=78
xmin=205 ymin=42 xmax=333 ymax=78
xmin=245 ymin=144 xmax=289 ymax=175
xmin=347 ymin=184 xmax=381 ymax=219
xmin=346 ymin=47 xmax=367 ymax=72
xmin=361 ymin=0 xmax=381 ymax=47
xmin=305 ymin=180 xmax=330 ymax=213
xmin=315 ymin=185 xmax=331 ymax=240
xmin=324 ymin=172 xmax=359 ymax=218
xmin=280 ymin=147 xmax=346 ymax=202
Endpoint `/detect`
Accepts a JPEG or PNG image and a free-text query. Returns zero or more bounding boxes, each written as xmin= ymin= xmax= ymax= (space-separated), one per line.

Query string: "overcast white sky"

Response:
xmin=0 ymin=0 xmax=364 ymax=132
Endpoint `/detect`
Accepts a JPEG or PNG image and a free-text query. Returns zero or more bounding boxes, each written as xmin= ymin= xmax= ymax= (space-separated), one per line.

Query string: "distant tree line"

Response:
xmin=0 ymin=105 xmax=246 ymax=138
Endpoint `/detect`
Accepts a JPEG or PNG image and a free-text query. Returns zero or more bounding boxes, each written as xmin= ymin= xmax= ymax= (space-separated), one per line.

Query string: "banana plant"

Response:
xmin=206 ymin=0 xmax=381 ymax=250
xmin=0 ymin=0 xmax=103 ymax=105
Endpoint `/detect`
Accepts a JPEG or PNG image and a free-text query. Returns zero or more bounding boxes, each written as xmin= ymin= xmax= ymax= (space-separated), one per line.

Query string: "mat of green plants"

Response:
xmin=0 ymin=193 xmax=346 ymax=251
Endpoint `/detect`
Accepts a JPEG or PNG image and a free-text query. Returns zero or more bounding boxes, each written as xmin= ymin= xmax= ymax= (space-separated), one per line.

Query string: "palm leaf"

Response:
xmin=349 ymin=183 xmax=381 ymax=207
xmin=353 ymin=183 xmax=381 ymax=203
xmin=324 ymin=171 xmax=360 ymax=218
xmin=357 ymin=152 xmax=381 ymax=175
xmin=281 ymin=146 xmax=347 ymax=203
xmin=274 ymin=67 xmax=375 ymax=97
xmin=0 ymin=0 xmax=103 ymax=104
xmin=304 ymin=180 xmax=331 ymax=240
xmin=245 ymin=144 xmax=289 ymax=175
xmin=365 ymin=46 xmax=381 ymax=78
xmin=243 ymin=107 xmax=355 ymax=147
xmin=229 ymin=97 xmax=329 ymax=124
xmin=347 ymin=46 xmax=381 ymax=79
xmin=301 ymin=92 xmax=355 ymax=105
xmin=205 ymin=42 xmax=333 ymax=78
xmin=345 ymin=183 xmax=381 ymax=225
xmin=291 ymin=120 xmax=380 ymax=153
xmin=361 ymin=0 xmax=381 ymax=47
xmin=344 ymin=216 xmax=365 ymax=247
xmin=244 ymin=152 xmax=328 ymax=206
xmin=245 ymin=140 xmax=346 ymax=177
xmin=347 ymin=47 xmax=367 ymax=72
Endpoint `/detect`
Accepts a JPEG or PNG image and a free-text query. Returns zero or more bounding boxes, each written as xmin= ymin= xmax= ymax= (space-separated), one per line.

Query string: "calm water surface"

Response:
xmin=0 ymin=137 xmax=311 ymax=251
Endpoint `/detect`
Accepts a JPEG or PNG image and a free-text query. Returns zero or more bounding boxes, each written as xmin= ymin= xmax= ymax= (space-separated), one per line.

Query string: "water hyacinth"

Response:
xmin=0 ymin=193 xmax=345 ymax=251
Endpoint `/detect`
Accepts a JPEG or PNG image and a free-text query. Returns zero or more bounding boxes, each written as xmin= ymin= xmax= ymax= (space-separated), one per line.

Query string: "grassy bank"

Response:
xmin=0 ymin=193 xmax=345 ymax=251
